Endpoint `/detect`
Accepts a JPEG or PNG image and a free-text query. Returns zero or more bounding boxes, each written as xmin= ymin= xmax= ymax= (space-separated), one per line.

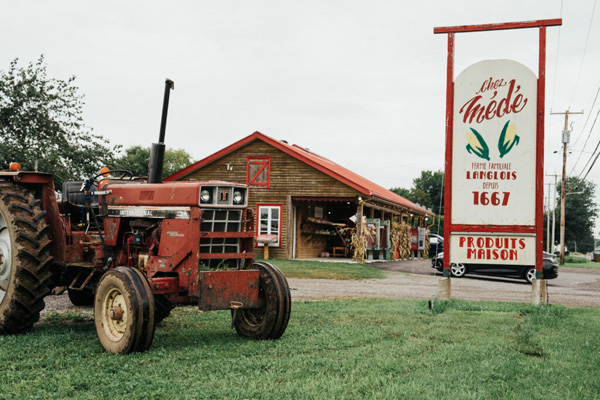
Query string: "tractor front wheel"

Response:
xmin=0 ymin=185 xmax=53 ymax=334
xmin=94 ymin=267 xmax=155 ymax=353
xmin=233 ymin=262 xmax=291 ymax=340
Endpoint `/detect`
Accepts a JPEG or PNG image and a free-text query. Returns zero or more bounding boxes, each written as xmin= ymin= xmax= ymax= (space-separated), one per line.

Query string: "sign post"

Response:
xmin=434 ymin=19 xmax=561 ymax=301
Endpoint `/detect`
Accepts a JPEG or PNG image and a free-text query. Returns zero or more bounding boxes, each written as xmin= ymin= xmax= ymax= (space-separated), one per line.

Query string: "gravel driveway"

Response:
xmin=43 ymin=259 xmax=600 ymax=314
xmin=287 ymin=259 xmax=600 ymax=308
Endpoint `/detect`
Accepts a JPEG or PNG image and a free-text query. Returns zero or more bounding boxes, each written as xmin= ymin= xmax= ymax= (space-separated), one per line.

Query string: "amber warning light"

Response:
xmin=9 ymin=162 xmax=21 ymax=171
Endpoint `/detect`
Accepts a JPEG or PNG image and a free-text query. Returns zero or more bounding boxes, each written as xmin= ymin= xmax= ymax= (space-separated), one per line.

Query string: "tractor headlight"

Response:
xmin=200 ymin=189 xmax=212 ymax=203
xmin=233 ymin=190 xmax=244 ymax=204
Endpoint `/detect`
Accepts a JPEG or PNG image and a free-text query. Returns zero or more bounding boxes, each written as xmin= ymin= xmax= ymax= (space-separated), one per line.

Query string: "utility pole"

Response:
xmin=545 ymin=186 xmax=550 ymax=253
xmin=545 ymin=174 xmax=558 ymax=255
xmin=550 ymin=110 xmax=584 ymax=264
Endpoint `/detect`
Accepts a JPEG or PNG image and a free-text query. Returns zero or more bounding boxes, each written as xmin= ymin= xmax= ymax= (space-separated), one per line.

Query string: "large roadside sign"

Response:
xmin=434 ymin=19 xmax=562 ymax=278
xmin=451 ymin=60 xmax=537 ymax=265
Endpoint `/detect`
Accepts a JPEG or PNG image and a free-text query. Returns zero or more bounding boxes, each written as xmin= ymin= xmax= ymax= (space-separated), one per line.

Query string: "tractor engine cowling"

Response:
xmin=96 ymin=180 xmax=256 ymax=309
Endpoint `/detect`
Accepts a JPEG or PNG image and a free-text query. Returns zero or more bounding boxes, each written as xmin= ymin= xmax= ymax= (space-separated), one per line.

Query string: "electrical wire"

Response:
xmin=575 ymin=106 xmax=600 ymax=180
xmin=549 ymin=0 xmax=564 ymax=112
xmin=569 ymin=0 xmax=597 ymax=107
xmin=570 ymin=85 xmax=600 ymax=174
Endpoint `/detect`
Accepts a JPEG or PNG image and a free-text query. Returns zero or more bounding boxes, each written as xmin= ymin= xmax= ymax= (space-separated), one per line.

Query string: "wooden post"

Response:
xmin=264 ymin=243 xmax=270 ymax=260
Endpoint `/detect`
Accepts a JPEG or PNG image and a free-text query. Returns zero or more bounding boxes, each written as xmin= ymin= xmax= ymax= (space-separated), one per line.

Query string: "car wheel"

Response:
xmin=450 ymin=263 xmax=466 ymax=277
xmin=524 ymin=267 xmax=536 ymax=284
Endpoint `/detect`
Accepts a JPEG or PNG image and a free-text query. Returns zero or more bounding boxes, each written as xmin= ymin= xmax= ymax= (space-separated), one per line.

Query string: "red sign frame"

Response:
xmin=434 ymin=19 xmax=562 ymax=277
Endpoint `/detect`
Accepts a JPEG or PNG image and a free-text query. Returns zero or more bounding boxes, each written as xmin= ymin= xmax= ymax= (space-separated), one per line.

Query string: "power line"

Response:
xmin=570 ymin=85 xmax=600 ymax=173
xmin=569 ymin=0 xmax=597 ymax=107
xmin=576 ymin=106 xmax=600 ymax=180
xmin=580 ymin=148 xmax=600 ymax=182
xmin=550 ymin=0 xmax=564 ymax=111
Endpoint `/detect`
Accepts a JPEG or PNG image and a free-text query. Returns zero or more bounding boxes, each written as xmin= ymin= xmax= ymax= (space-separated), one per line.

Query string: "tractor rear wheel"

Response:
xmin=0 ymin=184 xmax=53 ymax=334
xmin=233 ymin=262 xmax=291 ymax=340
xmin=94 ymin=267 xmax=155 ymax=353
xmin=154 ymin=294 xmax=175 ymax=325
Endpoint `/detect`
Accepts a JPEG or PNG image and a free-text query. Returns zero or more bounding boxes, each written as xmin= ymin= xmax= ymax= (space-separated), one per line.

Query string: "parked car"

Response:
xmin=431 ymin=251 xmax=559 ymax=283
xmin=428 ymin=233 xmax=444 ymax=258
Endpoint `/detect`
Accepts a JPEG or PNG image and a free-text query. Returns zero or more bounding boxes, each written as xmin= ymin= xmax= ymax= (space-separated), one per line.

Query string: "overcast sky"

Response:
xmin=2 ymin=1 xmax=599 ymax=232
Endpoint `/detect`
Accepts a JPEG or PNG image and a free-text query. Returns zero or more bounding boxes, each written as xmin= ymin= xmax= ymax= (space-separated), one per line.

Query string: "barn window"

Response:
xmin=256 ymin=204 xmax=281 ymax=247
xmin=246 ymin=157 xmax=270 ymax=187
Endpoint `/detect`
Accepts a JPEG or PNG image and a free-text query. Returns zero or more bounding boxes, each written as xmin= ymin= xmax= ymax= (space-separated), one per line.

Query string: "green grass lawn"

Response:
xmin=559 ymin=256 xmax=600 ymax=269
xmin=258 ymin=258 xmax=386 ymax=280
xmin=1 ymin=299 xmax=599 ymax=399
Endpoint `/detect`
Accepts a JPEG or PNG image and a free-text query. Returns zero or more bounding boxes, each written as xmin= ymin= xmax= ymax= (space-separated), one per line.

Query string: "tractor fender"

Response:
xmin=0 ymin=172 xmax=66 ymax=264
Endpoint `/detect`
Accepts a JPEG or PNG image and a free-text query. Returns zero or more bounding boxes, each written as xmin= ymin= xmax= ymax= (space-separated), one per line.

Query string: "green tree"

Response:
xmin=412 ymin=170 xmax=445 ymax=215
xmin=114 ymin=145 xmax=194 ymax=179
xmin=389 ymin=186 xmax=414 ymax=201
xmin=391 ymin=170 xmax=444 ymax=214
xmin=391 ymin=170 xmax=445 ymax=233
xmin=553 ymin=177 xmax=598 ymax=253
xmin=0 ymin=56 xmax=119 ymax=189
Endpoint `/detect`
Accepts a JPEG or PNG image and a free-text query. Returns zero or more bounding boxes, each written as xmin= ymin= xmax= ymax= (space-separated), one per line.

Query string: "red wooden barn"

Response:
xmin=166 ymin=131 xmax=434 ymax=260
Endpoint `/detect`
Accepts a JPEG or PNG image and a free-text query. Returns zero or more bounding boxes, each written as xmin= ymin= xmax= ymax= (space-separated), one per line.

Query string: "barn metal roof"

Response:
xmin=165 ymin=131 xmax=434 ymax=217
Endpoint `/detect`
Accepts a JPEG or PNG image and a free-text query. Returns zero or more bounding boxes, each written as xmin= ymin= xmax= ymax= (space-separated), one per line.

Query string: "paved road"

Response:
xmin=288 ymin=259 xmax=600 ymax=308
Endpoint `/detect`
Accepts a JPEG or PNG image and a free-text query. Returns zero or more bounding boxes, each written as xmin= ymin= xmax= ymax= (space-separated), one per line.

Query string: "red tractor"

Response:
xmin=0 ymin=80 xmax=291 ymax=353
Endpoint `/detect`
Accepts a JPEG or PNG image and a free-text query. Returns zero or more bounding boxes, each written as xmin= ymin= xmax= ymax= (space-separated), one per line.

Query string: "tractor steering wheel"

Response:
xmin=90 ymin=169 xmax=135 ymax=184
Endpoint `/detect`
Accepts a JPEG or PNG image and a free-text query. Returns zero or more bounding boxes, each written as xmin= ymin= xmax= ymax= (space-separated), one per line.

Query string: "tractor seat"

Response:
xmin=62 ymin=181 xmax=99 ymax=208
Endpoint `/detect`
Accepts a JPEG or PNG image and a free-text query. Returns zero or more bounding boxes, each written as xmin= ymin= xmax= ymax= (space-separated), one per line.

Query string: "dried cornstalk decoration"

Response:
xmin=339 ymin=227 xmax=356 ymax=251
xmin=399 ymin=222 xmax=411 ymax=259
xmin=423 ymin=228 xmax=431 ymax=258
xmin=390 ymin=219 xmax=411 ymax=260
xmin=347 ymin=223 xmax=376 ymax=262
xmin=390 ymin=221 xmax=401 ymax=260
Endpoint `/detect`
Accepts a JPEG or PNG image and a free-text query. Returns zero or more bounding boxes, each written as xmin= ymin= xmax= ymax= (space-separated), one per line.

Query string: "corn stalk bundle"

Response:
xmin=349 ymin=223 xmax=377 ymax=262
xmin=390 ymin=221 xmax=401 ymax=260
xmin=347 ymin=227 xmax=364 ymax=262
xmin=423 ymin=228 xmax=431 ymax=258
xmin=397 ymin=221 xmax=411 ymax=259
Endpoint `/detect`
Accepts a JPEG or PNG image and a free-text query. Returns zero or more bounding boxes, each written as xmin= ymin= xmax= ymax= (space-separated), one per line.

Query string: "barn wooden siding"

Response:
xmin=179 ymin=140 xmax=361 ymax=259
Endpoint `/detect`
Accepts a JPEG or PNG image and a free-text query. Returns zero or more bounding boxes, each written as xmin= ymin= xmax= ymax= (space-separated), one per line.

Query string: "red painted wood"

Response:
xmin=536 ymin=26 xmax=547 ymax=272
xmin=434 ymin=19 xmax=562 ymax=34
xmin=443 ymin=32 xmax=455 ymax=272
xmin=449 ymin=225 xmax=536 ymax=234
xmin=246 ymin=156 xmax=271 ymax=188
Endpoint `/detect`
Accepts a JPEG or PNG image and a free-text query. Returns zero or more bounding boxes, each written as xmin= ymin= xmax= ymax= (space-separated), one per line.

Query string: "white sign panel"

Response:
xmin=451 ymin=60 xmax=537 ymax=226
xmin=450 ymin=233 xmax=536 ymax=266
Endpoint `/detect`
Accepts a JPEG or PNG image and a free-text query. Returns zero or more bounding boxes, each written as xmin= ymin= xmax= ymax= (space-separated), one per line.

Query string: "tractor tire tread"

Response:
xmin=0 ymin=185 xmax=52 ymax=335
xmin=154 ymin=294 xmax=175 ymax=325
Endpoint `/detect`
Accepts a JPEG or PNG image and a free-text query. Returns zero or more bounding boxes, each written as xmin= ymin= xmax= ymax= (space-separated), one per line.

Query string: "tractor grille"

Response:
xmin=200 ymin=209 xmax=243 ymax=269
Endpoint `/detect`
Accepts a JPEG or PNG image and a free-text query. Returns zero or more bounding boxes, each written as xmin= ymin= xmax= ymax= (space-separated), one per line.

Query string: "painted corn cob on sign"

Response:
xmin=450 ymin=60 xmax=537 ymax=265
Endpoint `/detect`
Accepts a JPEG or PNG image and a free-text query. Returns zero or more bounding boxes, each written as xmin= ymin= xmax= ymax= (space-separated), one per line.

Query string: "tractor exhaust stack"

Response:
xmin=148 ymin=78 xmax=174 ymax=183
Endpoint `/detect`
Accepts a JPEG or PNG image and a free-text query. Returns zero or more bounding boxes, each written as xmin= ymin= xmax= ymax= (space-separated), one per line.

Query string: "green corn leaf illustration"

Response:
xmin=465 ymin=128 xmax=490 ymax=161
xmin=498 ymin=120 xmax=520 ymax=158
